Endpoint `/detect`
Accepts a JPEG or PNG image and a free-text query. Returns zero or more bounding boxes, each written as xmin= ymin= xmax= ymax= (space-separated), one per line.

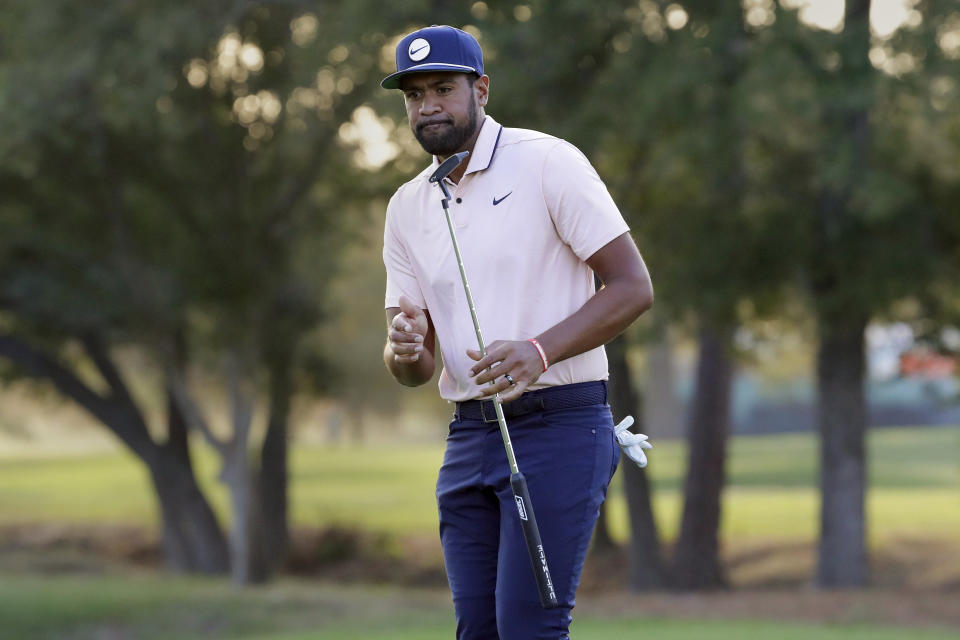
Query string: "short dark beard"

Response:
xmin=414 ymin=95 xmax=479 ymax=156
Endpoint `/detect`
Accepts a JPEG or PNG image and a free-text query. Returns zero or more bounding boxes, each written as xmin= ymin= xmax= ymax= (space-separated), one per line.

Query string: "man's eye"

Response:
xmin=437 ymin=86 xmax=452 ymax=94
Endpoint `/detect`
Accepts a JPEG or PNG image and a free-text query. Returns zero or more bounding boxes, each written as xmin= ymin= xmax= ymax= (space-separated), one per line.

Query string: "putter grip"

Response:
xmin=510 ymin=471 xmax=559 ymax=609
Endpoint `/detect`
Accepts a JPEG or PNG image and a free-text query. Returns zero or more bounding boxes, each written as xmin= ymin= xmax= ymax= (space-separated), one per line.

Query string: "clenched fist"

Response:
xmin=388 ymin=295 xmax=429 ymax=363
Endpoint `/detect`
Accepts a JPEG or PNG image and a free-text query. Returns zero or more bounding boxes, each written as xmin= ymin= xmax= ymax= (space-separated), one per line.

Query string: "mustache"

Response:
xmin=416 ymin=117 xmax=454 ymax=133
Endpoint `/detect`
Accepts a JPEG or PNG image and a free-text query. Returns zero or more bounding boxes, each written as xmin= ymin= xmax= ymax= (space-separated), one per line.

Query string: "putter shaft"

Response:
xmin=433 ymin=162 xmax=558 ymax=609
xmin=437 ymin=184 xmax=520 ymax=475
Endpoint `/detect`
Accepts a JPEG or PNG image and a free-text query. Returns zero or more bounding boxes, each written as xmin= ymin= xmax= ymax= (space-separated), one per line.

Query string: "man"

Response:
xmin=381 ymin=25 xmax=653 ymax=640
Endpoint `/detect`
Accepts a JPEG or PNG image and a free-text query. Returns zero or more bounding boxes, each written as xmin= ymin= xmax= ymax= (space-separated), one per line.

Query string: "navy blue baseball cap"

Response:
xmin=381 ymin=25 xmax=484 ymax=90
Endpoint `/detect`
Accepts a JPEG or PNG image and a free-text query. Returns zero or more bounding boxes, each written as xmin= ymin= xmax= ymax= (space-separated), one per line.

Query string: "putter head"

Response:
xmin=429 ymin=151 xmax=470 ymax=184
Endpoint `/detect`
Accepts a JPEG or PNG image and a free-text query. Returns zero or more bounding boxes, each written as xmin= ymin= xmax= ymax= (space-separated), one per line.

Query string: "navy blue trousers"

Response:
xmin=436 ymin=386 xmax=618 ymax=639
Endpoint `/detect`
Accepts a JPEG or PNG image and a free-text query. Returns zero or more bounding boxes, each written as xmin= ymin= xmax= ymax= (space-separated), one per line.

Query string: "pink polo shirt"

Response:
xmin=383 ymin=115 xmax=630 ymax=402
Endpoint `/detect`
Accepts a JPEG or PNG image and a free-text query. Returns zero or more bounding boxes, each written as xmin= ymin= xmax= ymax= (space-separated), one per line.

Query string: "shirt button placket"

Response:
xmin=452 ymin=179 xmax=468 ymax=229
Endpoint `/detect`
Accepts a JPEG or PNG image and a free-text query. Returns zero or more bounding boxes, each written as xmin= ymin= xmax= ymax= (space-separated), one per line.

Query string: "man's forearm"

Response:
xmin=384 ymin=341 xmax=435 ymax=386
xmin=536 ymin=276 xmax=652 ymax=367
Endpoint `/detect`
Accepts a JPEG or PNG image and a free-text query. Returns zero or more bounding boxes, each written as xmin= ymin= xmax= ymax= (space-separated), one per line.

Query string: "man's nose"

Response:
xmin=419 ymin=94 xmax=441 ymax=115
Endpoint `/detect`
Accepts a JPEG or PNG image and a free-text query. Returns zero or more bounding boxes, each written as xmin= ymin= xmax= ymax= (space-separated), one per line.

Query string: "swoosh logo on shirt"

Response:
xmin=493 ymin=192 xmax=512 ymax=206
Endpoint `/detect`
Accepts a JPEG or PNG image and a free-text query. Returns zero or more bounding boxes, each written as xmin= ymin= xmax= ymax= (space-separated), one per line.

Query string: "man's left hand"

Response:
xmin=467 ymin=339 xmax=545 ymax=402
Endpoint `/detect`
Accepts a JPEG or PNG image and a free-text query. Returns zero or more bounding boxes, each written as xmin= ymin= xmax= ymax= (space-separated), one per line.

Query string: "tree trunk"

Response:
xmin=224 ymin=453 xmax=254 ymax=586
xmin=0 ymin=332 xmax=229 ymax=574
xmin=810 ymin=0 xmax=873 ymax=589
xmin=222 ymin=355 xmax=262 ymax=586
xmin=150 ymin=452 xmax=230 ymax=574
xmin=644 ymin=326 xmax=683 ymax=439
xmin=591 ymin=502 xmax=616 ymax=553
xmin=153 ymin=388 xmax=230 ymax=573
xmin=670 ymin=325 xmax=733 ymax=590
xmin=607 ymin=334 xmax=666 ymax=589
xmin=254 ymin=359 xmax=292 ymax=576
xmin=815 ymin=313 xmax=869 ymax=587
xmin=621 ymin=457 xmax=666 ymax=590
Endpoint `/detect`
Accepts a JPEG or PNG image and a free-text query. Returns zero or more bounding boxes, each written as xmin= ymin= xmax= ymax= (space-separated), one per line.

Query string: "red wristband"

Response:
xmin=528 ymin=338 xmax=549 ymax=372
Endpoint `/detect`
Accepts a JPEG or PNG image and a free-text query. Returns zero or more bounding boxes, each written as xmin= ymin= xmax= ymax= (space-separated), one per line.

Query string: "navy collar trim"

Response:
xmin=487 ymin=125 xmax=503 ymax=170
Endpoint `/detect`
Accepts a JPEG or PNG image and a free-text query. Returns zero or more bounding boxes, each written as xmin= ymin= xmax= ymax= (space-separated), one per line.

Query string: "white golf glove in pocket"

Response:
xmin=614 ymin=416 xmax=652 ymax=468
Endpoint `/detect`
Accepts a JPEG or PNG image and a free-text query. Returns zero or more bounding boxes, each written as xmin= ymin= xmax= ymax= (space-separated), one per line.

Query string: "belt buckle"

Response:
xmin=480 ymin=400 xmax=499 ymax=423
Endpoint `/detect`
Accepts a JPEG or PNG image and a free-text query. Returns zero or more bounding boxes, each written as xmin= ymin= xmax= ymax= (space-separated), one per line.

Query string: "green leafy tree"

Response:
xmin=578 ymin=0 xmax=806 ymax=589
xmin=579 ymin=0 xmax=956 ymax=591
xmin=0 ymin=0 xmax=406 ymax=583
xmin=765 ymin=0 xmax=954 ymax=587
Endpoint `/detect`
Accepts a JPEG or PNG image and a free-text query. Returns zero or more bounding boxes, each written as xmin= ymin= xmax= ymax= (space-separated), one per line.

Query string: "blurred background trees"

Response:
xmin=0 ymin=0 xmax=412 ymax=584
xmin=1 ymin=0 xmax=958 ymax=591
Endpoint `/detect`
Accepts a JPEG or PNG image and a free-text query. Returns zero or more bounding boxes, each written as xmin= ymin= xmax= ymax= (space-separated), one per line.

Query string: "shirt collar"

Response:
xmin=428 ymin=115 xmax=503 ymax=180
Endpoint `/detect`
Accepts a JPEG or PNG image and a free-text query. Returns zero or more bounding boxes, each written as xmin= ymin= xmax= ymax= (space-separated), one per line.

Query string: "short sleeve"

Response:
xmin=541 ymin=140 xmax=630 ymax=261
xmin=383 ymin=194 xmax=426 ymax=310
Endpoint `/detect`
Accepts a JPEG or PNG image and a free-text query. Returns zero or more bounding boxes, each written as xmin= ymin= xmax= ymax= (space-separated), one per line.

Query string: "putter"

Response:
xmin=429 ymin=151 xmax=559 ymax=609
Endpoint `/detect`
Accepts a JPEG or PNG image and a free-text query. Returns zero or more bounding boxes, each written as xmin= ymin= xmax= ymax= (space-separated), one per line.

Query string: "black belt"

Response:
xmin=454 ymin=380 xmax=608 ymax=423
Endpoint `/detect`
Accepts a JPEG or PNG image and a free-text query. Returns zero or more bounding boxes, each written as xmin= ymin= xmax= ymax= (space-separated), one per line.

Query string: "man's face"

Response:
xmin=400 ymin=72 xmax=487 ymax=157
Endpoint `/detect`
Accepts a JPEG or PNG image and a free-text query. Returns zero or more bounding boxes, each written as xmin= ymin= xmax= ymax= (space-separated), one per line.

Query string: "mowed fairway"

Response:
xmin=2 ymin=426 xmax=957 ymax=544
xmin=1 ymin=574 xmax=958 ymax=640
xmin=1 ymin=426 xmax=958 ymax=638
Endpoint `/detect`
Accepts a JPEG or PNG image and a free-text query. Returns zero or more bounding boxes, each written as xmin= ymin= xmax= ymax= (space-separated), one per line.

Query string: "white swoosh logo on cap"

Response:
xmin=408 ymin=38 xmax=430 ymax=61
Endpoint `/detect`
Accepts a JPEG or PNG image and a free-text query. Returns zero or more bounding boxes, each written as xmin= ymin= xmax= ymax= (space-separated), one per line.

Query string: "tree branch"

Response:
xmin=80 ymin=334 xmax=134 ymax=402
xmin=165 ymin=362 xmax=228 ymax=456
xmin=0 ymin=332 xmax=156 ymax=460
xmin=225 ymin=349 xmax=255 ymax=451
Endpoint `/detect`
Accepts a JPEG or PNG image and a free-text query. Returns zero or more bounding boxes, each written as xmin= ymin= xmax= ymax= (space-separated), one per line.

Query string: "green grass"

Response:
xmin=253 ymin=620 xmax=960 ymax=640
xmin=0 ymin=573 xmax=956 ymax=640
xmin=1 ymin=427 xmax=956 ymax=639
xmin=0 ymin=573 xmax=445 ymax=640
xmin=1 ymin=426 xmax=956 ymax=544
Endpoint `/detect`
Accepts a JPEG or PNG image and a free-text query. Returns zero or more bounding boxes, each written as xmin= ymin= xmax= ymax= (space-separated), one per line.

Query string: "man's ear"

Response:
xmin=474 ymin=74 xmax=490 ymax=106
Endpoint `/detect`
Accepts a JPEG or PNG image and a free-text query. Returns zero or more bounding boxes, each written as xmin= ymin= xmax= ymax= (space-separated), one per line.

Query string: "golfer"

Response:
xmin=381 ymin=25 xmax=653 ymax=639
